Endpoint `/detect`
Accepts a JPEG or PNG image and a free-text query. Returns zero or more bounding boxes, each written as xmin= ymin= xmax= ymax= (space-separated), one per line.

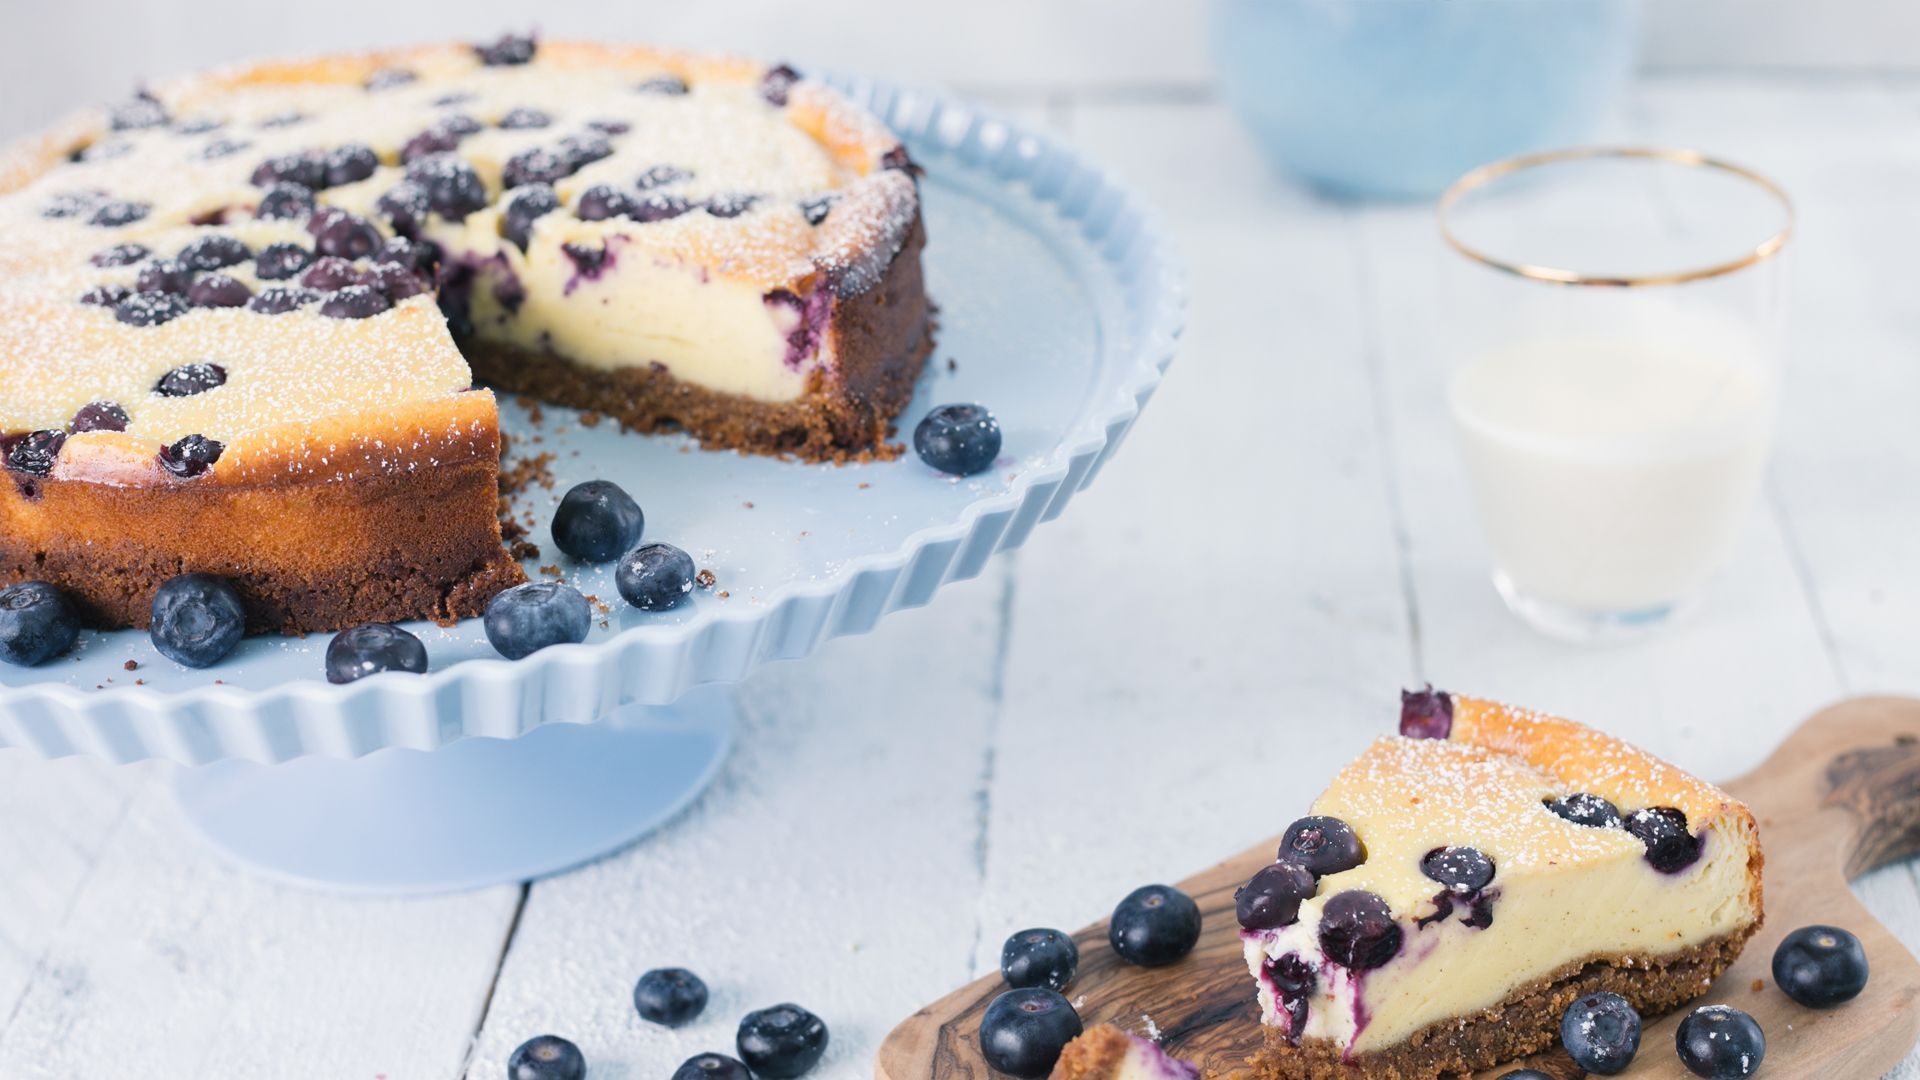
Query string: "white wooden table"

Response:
xmin=3 ymin=73 xmax=1918 ymax=1079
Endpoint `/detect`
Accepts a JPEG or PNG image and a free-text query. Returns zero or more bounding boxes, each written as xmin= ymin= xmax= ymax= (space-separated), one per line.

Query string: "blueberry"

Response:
xmin=557 ymin=133 xmax=612 ymax=170
xmin=187 ymin=274 xmax=251 ymax=308
xmin=173 ymin=116 xmax=222 ymax=135
xmin=737 ymin=1003 xmax=829 ymax=1078
xmin=761 ymin=64 xmax=801 ymax=107
xmin=1545 ymin=792 xmax=1623 ymax=830
xmin=156 ymin=362 xmax=227 ymax=397
xmin=635 ymin=74 xmax=689 ymax=95
xmin=1675 ymin=1005 xmax=1765 ymax=1078
xmin=705 ymin=193 xmax=759 ymax=219
xmin=475 ymin=32 xmax=537 ymax=67
xmin=260 ymin=111 xmax=306 ymax=129
xmin=149 ymin=573 xmax=245 ymax=667
xmin=324 ymin=143 xmax=379 ymax=187
xmin=1000 ymin=928 xmax=1078 ymax=992
xmin=503 ymin=184 xmax=560 ymax=251
xmin=200 ymin=137 xmax=251 ymax=160
xmin=1560 ymin=991 xmax=1641 ymax=1075
xmin=633 ymin=967 xmax=708 ymax=1027
xmin=633 ymin=193 xmax=693 ymax=222
xmin=324 ymin=623 xmax=428 ymax=684
xmin=799 ymin=195 xmax=837 ymax=226
xmin=576 ymin=185 xmax=636 ymax=222
xmin=158 ymin=434 xmax=224 ymax=479
xmin=978 ymin=988 xmax=1078 ymax=1079
xmin=251 ymin=151 xmax=327 ymax=190
xmin=80 ymin=283 xmax=131 ymax=307
xmin=0 ymin=582 xmax=80 ymax=667
xmin=587 ymin=118 xmax=631 ymax=135
xmin=636 ymin=164 xmax=691 ymax=190
xmin=71 ymin=401 xmax=130 ymax=433
xmin=314 ymin=211 xmax=384 ymax=260
xmin=114 ymin=291 xmax=190 ymax=327
xmin=913 ymin=404 xmax=1001 ymax=476
xmin=255 ymin=182 xmax=315 ymax=220
xmin=109 ymin=91 xmax=169 ymax=132
xmin=320 ymin=284 xmax=392 ymax=320
xmin=561 ymin=243 xmax=610 ymax=278
xmin=400 ymin=126 xmax=462 ymax=165
xmin=1236 ymin=860 xmax=1317 ymax=930
xmin=1399 ymin=684 xmax=1452 ymax=739
xmin=89 ymin=199 xmax=149 ymax=227
xmin=405 ymin=154 xmax=489 ymax=221
xmin=365 ymin=67 xmax=417 ymax=90
xmin=498 ymin=107 xmax=550 ymax=130
xmin=1772 ymin=924 xmax=1869 ymax=1007
xmin=615 ymin=543 xmax=696 ymax=611
xmin=378 ymin=236 xmax=439 ymax=275
xmin=502 ymin=147 xmax=570 ymax=190
xmin=671 ymin=1054 xmax=751 ymax=1080
xmin=249 ymin=286 xmax=319 ymax=315
xmin=551 ymin=480 xmax=644 ymax=563
xmin=91 ymin=242 xmax=150 ymax=267
xmin=42 ymin=189 xmax=106 ymax=219
xmin=254 ymin=242 xmax=315 ymax=281
xmin=1278 ymin=815 xmax=1366 ymax=878
xmin=440 ymin=114 xmax=485 ymax=137
xmin=4 ymin=430 xmax=65 ymax=476
xmin=506 ymin=1034 xmax=584 ymax=1080
xmin=177 ymin=234 xmax=251 ymax=272
xmin=1263 ymin=952 xmax=1316 ymax=1034
xmin=366 ymin=262 xmax=430 ymax=302
xmin=136 ymin=258 xmax=194 ymax=295
xmin=881 ymin=145 xmax=921 ymax=174
xmin=1420 ymin=846 xmax=1494 ymax=894
xmin=1108 ymin=884 xmax=1201 ymax=967
xmin=483 ymin=581 xmax=591 ymax=660
xmin=1625 ymin=807 xmax=1701 ymax=873
xmin=1317 ymin=890 xmax=1401 ymax=970
xmin=302 ymin=256 xmax=361 ymax=292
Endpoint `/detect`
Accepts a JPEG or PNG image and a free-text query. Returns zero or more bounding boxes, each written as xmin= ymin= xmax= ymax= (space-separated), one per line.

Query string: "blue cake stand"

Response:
xmin=0 ymin=79 xmax=1184 ymax=895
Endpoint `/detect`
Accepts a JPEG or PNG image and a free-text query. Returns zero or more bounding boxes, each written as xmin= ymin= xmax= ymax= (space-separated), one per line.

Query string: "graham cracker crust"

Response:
xmin=1237 ymin=928 xmax=1759 ymax=1080
xmin=465 ymin=215 xmax=933 ymax=464
xmin=1053 ymin=1025 xmax=1141 ymax=1080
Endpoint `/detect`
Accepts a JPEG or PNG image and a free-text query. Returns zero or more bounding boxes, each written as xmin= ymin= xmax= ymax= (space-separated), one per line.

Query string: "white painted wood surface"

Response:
xmin=4 ymin=75 xmax=1920 ymax=1079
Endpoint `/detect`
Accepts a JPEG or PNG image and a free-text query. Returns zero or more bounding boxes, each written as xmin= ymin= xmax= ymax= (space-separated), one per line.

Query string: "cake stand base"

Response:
xmin=169 ymin=687 xmax=736 ymax=895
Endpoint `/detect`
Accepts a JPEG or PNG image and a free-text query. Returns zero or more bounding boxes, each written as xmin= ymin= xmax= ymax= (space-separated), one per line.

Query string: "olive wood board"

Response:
xmin=877 ymin=696 xmax=1920 ymax=1079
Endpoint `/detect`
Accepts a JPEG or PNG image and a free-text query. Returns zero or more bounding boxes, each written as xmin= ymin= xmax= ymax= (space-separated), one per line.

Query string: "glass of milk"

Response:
xmin=1437 ymin=148 xmax=1793 ymax=641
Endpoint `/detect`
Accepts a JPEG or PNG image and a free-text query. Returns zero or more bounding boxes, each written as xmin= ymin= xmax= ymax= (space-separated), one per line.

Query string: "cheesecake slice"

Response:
xmin=1051 ymin=1025 xmax=1200 ymax=1080
xmin=1235 ymin=690 xmax=1764 ymax=1079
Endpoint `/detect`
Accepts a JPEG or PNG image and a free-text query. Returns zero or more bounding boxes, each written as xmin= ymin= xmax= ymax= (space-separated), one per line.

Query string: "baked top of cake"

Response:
xmin=1237 ymin=690 xmax=1764 ymax=1078
xmin=1050 ymin=1025 xmax=1199 ymax=1080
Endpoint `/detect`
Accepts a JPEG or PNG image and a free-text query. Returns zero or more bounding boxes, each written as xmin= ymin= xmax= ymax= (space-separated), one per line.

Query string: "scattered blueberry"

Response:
xmin=156 ymin=362 xmax=227 ymax=397
xmin=476 ymin=32 xmax=537 ymax=67
xmin=432 ymin=92 xmax=477 ymax=108
xmin=0 ymin=582 xmax=80 ymax=668
xmin=498 ymin=107 xmax=550 ymax=130
xmin=800 ymin=195 xmax=838 ymax=226
xmin=366 ymin=261 xmax=430 ymax=301
xmin=635 ymin=164 xmax=691 ymax=190
xmin=4 ymin=430 xmax=65 ymax=476
xmin=634 ymin=193 xmax=694 ymax=222
xmin=400 ymin=125 xmax=463 ymax=165
xmin=114 ymin=291 xmax=190 ymax=326
xmin=314 ymin=211 xmax=384 ymax=260
xmin=1399 ymin=684 xmax=1453 ymax=738
xmin=502 ymin=147 xmax=570 ymax=189
xmin=1317 ymin=890 xmax=1402 ymax=970
xmin=978 ymin=988 xmax=1079 ymax=1080
xmin=42 ymin=189 xmax=106 ymax=219
xmin=635 ymin=74 xmax=689 ymax=95
xmin=587 ymin=118 xmax=631 ymax=135
xmin=250 ymin=151 xmax=328 ymax=190
xmin=88 ymin=199 xmax=149 ymax=227
xmin=80 ymin=283 xmax=131 ymax=307
xmin=90 ymin=241 xmax=150 ymax=267
xmin=1625 ymin=807 xmax=1701 ymax=873
xmin=1236 ymin=860 xmax=1317 ymax=930
xmin=249 ymin=286 xmax=318 ymax=315
xmin=406 ymin=154 xmax=489 ymax=220
xmin=706 ymin=193 xmax=759 ymax=218
xmin=633 ymin=967 xmax=709 ymax=1028
xmin=136 ymin=258 xmax=194 ymax=295
xmin=149 ymin=573 xmax=245 ymax=667
xmin=1278 ymin=815 xmax=1366 ymax=878
xmin=1263 ymin=952 xmax=1316 ymax=1034
xmin=300 ymin=255 xmax=359 ymax=292
xmin=1000 ymin=928 xmax=1078 ymax=992
xmin=1560 ymin=992 xmax=1642 ymax=1075
xmin=575 ymin=185 xmax=635 ymax=223
xmin=913 ymin=404 xmax=1001 ymax=476
xmin=158 ymin=434 xmax=223 ymax=479
xmin=319 ymin=284 xmax=392 ymax=320
xmin=483 ymin=581 xmax=591 ymax=660
xmin=1675 ymin=1005 xmax=1765 ymax=1078
xmin=325 ymin=143 xmax=379 ymax=186
xmin=440 ymin=114 xmax=484 ymax=137
xmin=109 ymin=91 xmax=169 ymax=132
xmin=71 ymin=401 xmax=130 ymax=433
xmin=506 ymin=1034 xmax=585 ymax=1080
xmin=1772 ymin=924 xmax=1869 ymax=1007
xmin=259 ymin=111 xmax=306 ymax=129
xmin=177 ymin=234 xmax=251 ymax=271
xmin=881 ymin=145 xmax=921 ymax=175
xmin=1420 ymin=846 xmax=1495 ymax=894
xmin=1546 ymin=792 xmax=1624 ymax=830
xmin=761 ymin=64 xmax=801 ymax=107
xmin=254 ymin=242 xmax=315 ymax=281
xmin=551 ymin=480 xmax=644 ymax=563
xmin=188 ymin=273 xmax=251 ymax=308
xmin=1109 ymin=884 xmax=1202 ymax=967
xmin=503 ymin=184 xmax=560 ymax=251
xmin=561 ymin=242 xmax=610 ymax=278
xmin=365 ymin=67 xmax=417 ymax=90
xmin=737 ymin=1003 xmax=829 ymax=1078
xmin=255 ymin=182 xmax=315 ymax=220
xmin=615 ymin=542 xmax=696 ymax=611
xmin=324 ymin=623 xmax=429 ymax=684
xmin=378 ymin=236 xmax=439 ymax=275
xmin=557 ymin=132 xmax=612 ymax=170
xmin=172 ymin=116 xmax=222 ymax=135
xmin=671 ymin=1054 xmax=752 ymax=1080
xmin=200 ymin=137 xmax=251 ymax=160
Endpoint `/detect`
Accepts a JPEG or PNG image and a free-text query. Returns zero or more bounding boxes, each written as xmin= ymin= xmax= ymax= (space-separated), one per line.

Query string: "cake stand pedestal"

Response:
xmin=171 ymin=687 xmax=735 ymax=895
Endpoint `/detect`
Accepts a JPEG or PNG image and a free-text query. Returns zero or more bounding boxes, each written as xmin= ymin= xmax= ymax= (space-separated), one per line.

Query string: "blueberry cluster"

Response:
xmin=570 ymin=163 xmax=766 ymax=227
xmin=40 ymin=188 xmax=151 ymax=228
xmin=1545 ymin=789 xmax=1704 ymax=873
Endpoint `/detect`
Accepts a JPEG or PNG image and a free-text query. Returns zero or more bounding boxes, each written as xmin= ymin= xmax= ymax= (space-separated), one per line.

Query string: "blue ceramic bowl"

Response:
xmin=1211 ymin=0 xmax=1642 ymax=199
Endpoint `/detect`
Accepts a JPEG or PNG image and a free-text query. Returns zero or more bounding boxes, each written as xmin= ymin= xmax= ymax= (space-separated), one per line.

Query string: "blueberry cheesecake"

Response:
xmin=1049 ymin=1025 xmax=1199 ymax=1080
xmin=1236 ymin=689 xmax=1764 ymax=1079
xmin=0 ymin=35 xmax=930 ymax=633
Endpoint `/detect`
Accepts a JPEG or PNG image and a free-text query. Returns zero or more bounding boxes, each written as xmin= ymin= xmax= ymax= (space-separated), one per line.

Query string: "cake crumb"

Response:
xmin=696 ymin=569 xmax=717 ymax=590
xmin=717 ymin=590 xmax=729 ymax=599
xmin=579 ymin=410 xmax=603 ymax=428
xmin=743 ymin=501 xmax=755 ymax=509
xmin=538 ymin=564 xmax=563 ymax=578
xmin=135 ymin=678 xmax=145 ymax=685
xmin=858 ymin=482 xmax=870 ymax=489
xmin=947 ymin=357 xmax=958 ymax=371
xmin=1752 ymin=979 xmax=1765 ymax=992
xmin=123 ymin=660 xmax=138 ymax=671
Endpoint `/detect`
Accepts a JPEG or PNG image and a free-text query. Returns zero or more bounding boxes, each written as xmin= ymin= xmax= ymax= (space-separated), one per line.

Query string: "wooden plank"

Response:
xmin=879 ymin=697 xmax=1920 ymax=1080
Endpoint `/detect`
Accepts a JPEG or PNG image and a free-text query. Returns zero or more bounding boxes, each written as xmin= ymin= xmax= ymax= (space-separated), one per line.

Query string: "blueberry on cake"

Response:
xmin=0 ymin=35 xmax=930 ymax=633
xmin=1235 ymin=689 xmax=1764 ymax=1079
xmin=1051 ymin=1025 xmax=1200 ymax=1080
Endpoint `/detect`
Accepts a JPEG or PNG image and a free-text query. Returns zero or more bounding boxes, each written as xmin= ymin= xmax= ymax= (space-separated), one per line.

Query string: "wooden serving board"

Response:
xmin=878 ymin=697 xmax=1920 ymax=1079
